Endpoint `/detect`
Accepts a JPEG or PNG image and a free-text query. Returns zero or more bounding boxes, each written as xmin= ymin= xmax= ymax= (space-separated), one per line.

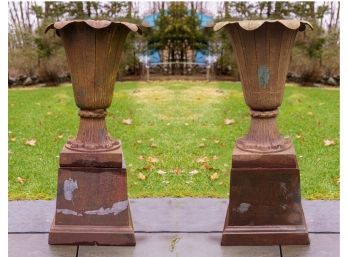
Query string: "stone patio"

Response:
xmin=8 ymin=198 xmax=339 ymax=257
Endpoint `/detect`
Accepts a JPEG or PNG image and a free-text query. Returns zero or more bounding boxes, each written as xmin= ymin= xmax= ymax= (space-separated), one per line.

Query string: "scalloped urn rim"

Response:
xmin=213 ymin=19 xmax=313 ymax=32
xmin=45 ymin=19 xmax=142 ymax=35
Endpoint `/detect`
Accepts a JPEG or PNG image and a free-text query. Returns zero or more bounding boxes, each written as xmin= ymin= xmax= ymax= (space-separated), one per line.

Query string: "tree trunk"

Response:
xmin=335 ymin=2 xmax=340 ymax=30
xmin=266 ymin=2 xmax=272 ymax=18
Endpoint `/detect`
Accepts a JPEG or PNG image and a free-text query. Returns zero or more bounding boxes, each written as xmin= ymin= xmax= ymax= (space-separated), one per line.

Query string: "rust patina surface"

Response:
xmin=46 ymin=20 xmax=141 ymax=246
xmin=215 ymin=20 xmax=312 ymax=246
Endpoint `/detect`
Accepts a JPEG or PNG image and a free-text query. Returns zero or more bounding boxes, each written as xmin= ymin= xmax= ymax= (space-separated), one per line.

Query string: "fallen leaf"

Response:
xmin=46 ymin=112 xmax=52 ymax=115
xmin=210 ymin=172 xmax=219 ymax=181
xmin=307 ymin=111 xmax=313 ymax=116
xmin=138 ymin=155 xmax=145 ymax=160
xmin=189 ymin=170 xmax=199 ymax=176
xmin=214 ymin=140 xmax=220 ymax=144
xmin=136 ymin=140 xmax=142 ymax=144
xmin=25 ymin=139 xmax=36 ymax=146
xmin=170 ymin=235 xmax=181 ymax=252
xmin=198 ymin=143 xmax=205 ymax=148
xmin=144 ymin=164 xmax=154 ymax=171
xmin=10 ymin=137 xmax=16 ymax=142
xmin=57 ymin=135 xmax=64 ymax=139
xmin=295 ymin=134 xmax=302 ymax=139
xmin=157 ymin=170 xmax=166 ymax=175
xmin=224 ymin=118 xmax=235 ymax=125
xmin=162 ymin=180 xmax=170 ymax=184
xmin=196 ymin=156 xmax=209 ymax=163
xmin=185 ymin=181 xmax=193 ymax=184
xmin=122 ymin=119 xmax=132 ymax=125
xmin=150 ymin=143 xmax=158 ymax=148
xmin=147 ymin=156 xmax=159 ymax=163
xmin=324 ymin=139 xmax=335 ymax=146
xmin=203 ymin=162 xmax=213 ymax=170
xmin=173 ymin=168 xmax=182 ymax=175
xmin=137 ymin=172 xmax=146 ymax=180
xmin=16 ymin=177 xmax=25 ymax=184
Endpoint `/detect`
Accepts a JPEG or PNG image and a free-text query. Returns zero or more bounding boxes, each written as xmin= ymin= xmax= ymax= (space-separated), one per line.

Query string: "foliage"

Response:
xmin=146 ymin=2 xmax=210 ymax=62
xmin=8 ymin=1 xmax=340 ymax=84
xmin=8 ymin=81 xmax=339 ymax=200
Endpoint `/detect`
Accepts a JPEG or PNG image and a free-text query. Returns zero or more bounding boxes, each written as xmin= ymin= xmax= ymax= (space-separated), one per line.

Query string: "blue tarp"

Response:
xmin=143 ymin=11 xmax=213 ymax=65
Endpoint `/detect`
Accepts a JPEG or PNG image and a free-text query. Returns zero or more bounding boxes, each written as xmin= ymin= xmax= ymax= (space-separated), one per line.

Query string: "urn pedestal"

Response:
xmin=45 ymin=20 xmax=141 ymax=245
xmin=214 ymin=20 xmax=312 ymax=245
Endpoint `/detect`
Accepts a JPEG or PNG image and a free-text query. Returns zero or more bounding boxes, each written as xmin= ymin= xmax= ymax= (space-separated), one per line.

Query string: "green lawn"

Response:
xmin=8 ymin=81 xmax=339 ymax=200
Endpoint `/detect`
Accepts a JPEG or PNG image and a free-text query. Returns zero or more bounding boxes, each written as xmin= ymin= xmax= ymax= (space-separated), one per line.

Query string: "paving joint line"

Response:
xmin=8 ymin=231 xmax=340 ymax=234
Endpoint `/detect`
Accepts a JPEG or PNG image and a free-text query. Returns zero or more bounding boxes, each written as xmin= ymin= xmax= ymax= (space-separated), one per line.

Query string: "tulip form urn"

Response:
xmin=214 ymin=20 xmax=312 ymax=245
xmin=45 ymin=20 xmax=141 ymax=246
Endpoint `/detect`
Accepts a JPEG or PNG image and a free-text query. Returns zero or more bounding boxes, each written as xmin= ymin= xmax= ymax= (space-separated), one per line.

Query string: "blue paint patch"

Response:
xmin=258 ymin=65 xmax=270 ymax=88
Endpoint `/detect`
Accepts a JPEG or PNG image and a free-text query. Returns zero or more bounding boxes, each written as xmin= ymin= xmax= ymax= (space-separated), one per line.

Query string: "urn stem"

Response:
xmin=236 ymin=109 xmax=292 ymax=153
xmin=66 ymin=109 xmax=120 ymax=152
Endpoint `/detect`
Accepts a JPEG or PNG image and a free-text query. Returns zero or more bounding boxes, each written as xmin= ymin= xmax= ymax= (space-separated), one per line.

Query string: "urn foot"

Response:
xmin=236 ymin=109 xmax=292 ymax=153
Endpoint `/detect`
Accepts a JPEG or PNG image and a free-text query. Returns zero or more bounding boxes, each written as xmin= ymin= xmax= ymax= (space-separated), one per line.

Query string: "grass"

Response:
xmin=8 ymin=81 xmax=339 ymax=200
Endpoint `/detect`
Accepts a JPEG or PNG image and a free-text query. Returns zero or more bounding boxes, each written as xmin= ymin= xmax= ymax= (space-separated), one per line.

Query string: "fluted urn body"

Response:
xmin=46 ymin=20 xmax=141 ymax=152
xmin=214 ymin=20 xmax=312 ymax=152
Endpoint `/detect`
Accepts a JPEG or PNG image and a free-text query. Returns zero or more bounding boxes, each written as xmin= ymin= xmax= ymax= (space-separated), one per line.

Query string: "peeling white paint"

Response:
xmin=280 ymin=182 xmax=287 ymax=192
xmin=84 ymin=200 xmax=128 ymax=216
xmin=56 ymin=200 xmax=129 ymax=217
xmin=64 ymin=178 xmax=78 ymax=201
xmin=280 ymin=204 xmax=288 ymax=210
xmin=57 ymin=208 xmax=82 ymax=216
xmin=237 ymin=203 xmax=251 ymax=213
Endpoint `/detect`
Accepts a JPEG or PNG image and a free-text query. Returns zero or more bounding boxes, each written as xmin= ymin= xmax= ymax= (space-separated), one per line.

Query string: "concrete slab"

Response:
xmin=78 ymin=233 xmax=281 ymax=257
xmin=130 ymin=198 xmax=227 ymax=232
xmin=8 ymin=199 xmax=339 ymax=233
xmin=8 ymin=234 xmax=77 ymax=257
xmin=8 ymin=200 xmax=55 ymax=233
xmin=303 ymin=200 xmax=340 ymax=233
xmin=282 ymin=233 xmax=340 ymax=257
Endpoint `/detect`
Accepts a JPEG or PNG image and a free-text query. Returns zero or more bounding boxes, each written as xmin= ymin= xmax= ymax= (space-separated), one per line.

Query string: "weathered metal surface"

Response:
xmin=215 ymin=20 xmax=310 ymax=153
xmin=215 ymin=21 xmax=310 ymax=244
xmin=213 ymin=19 xmax=313 ymax=32
xmin=45 ymin=20 xmax=139 ymax=245
xmin=221 ymin=146 xmax=309 ymax=245
xmin=49 ymin=159 xmax=136 ymax=245
xmin=45 ymin=19 xmax=142 ymax=35
xmin=46 ymin=20 xmax=141 ymax=152
xmin=59 ymin=145 xmax=123 ymax=168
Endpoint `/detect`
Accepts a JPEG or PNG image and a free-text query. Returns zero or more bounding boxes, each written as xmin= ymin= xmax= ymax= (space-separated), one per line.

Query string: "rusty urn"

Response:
xmin=214 ymin=20 xmax=312 ymax=245
xmin=215 ymin=20 xmax=312 ymax=153
xmin=45 ymin=20 xmax=141 ymax=246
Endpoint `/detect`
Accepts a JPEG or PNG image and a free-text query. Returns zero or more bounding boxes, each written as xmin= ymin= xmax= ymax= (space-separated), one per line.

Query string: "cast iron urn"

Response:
xmin=46 ymin=20 xmax=141 ymax=246
xmin=214 ymin=20 xmax=312 ymax=246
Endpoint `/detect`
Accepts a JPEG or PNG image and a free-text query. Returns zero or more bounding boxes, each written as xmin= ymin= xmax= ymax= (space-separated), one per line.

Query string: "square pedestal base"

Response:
xmin=49 ymin=148 xmax=135 ymax=246
xmin=222 ymin=146 xmax=309 ymax=246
